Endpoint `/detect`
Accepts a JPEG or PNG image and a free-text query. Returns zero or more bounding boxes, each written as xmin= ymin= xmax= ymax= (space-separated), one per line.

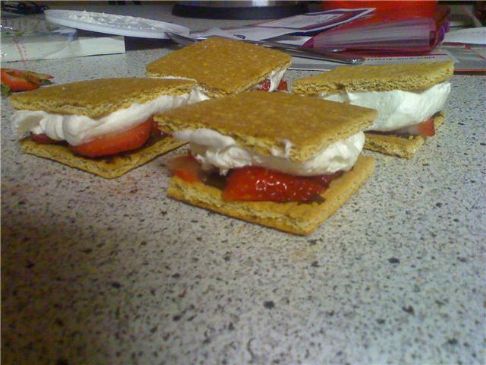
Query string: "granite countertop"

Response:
xmin=2 ymin=8 xmax=486 ymax=365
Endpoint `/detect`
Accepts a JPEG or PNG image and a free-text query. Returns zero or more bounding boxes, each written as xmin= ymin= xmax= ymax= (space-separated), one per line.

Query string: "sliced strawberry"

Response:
xmin=256 ymin=79 xmax=287 ymax=92
xmin=166 ymin=154 xmax=202 ymax=183
xmin=256 ymin=79 xmax=271 ymax=91
xmin=414 ymin=118 xmax=435 ymax=137
xmin=1 ymin=68 xmax=53 ymax=92
xmin=1 ymin=69 xmax=38 ymax=92
xmin=393 ymin=118 xmax=435 ymax=137
xmin=223 ymin=166 xmax=340 ymax=202
xmin=30 ymin=133 xmax=58 ymax=144
xmin=71 ymin=119 xmax=153 ymax=158
xmin=277 ymin=80 xmax=288 ymax=92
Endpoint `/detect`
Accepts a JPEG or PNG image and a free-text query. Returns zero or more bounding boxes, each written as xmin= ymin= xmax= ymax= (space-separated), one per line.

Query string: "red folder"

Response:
xmin=307 ymin=1 xmax=448 ymax=54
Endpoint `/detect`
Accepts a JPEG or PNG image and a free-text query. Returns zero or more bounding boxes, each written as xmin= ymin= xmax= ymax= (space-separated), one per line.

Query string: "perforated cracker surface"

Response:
xmin=146 ymin=37 xmax=291 ymax=97
xmin=156 ymin=91 xmax=376 ymax=162
xmin=10 ymin=78 xmax=196 ymax=118
xmin=293 ymin=61 xmax=454 ymax=95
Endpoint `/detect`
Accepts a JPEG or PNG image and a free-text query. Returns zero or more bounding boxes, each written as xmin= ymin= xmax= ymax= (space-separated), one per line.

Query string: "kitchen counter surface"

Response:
xmin=2 ymin=6 xmax=485 ymax=365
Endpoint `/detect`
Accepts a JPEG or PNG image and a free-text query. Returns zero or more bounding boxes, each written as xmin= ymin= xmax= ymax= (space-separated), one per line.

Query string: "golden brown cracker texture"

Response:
xmin=146 ymin=37 xmax=292 ymax=98
xmin=293 ymin=61 xmax=454 ymax=95
xmin=10 ymin=78 xmax=196 ymax=118
xmin=364 ymin=113 xmax=445 ymax=158
xmin=21 ymin=137 xmax=185 ymax=179
xmin=156 ymin=91 xmax=376 ymax=162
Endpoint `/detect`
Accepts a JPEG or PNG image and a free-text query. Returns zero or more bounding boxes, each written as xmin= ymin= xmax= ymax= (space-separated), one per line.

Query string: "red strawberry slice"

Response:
xmin=1 ymin=68 xmax=53 ymax=93
xmin=256 ymin=79 xmax=271 ymax=91
xmin=394 ymin=118 xmax=435 ymax=137
xmin=414 ymin=118 xmax=436 ymax=137
xmin=30 ymin=133 xmax=59 ymax=144
xmin=1 ymin=69 xmax=38 ymax=92
xmin=223 ymin=166 xmax=340 ymax=202
xmin=277 ymin=80 xmax=288 ymax=92
xmin=71 ymin=118 xmax=154 ymax=158
xmin=256 ymin=79 xmax=288 ymax=92
xmin=166 ymin=154 xmax=202 ymax=183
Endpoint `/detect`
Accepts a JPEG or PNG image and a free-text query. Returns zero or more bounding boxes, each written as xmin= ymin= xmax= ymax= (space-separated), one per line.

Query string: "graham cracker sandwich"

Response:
xmin=10 ymin=78 xmax=207 ymax=178
xmin=155 ymin=91 xmax=377 ymax=235
xmin=145 ymin=37 xmax=292 ymax=98
xmin=293 ymin=61 xmax=454 ymax=158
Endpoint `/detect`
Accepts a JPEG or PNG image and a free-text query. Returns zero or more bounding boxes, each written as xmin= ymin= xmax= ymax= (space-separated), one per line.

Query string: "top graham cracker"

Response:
xmin=9 ymin=78 xmax=196 ymax=118
xmin=155 ymin=91 xmax=377 ymax=163
xmin=293 ymin=61 xmax=454 ymax=95
xmin=145 ymin=37 xmax=292 ymax=98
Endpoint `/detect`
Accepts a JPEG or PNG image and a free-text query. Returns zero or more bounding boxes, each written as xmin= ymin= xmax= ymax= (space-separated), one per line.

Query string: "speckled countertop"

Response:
xmin=2 ymin=8 xmax=486 ymax=365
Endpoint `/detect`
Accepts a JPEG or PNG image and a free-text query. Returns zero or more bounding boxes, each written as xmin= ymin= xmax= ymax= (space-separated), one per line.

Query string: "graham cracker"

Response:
xmin=293 ymin=61 xmax=454 ymax=95
xmin=20 ymin=137 xmax=185 ymax=179
xmin=146 ymin=37 xmax=292 ymax=98
xmin=167 ymin=155 xmax=375 ymax=235
xmin=364 ymin=113 xmax=445 ymax=159
xmin=156 ymin=91 xmax=376 ymax=163
xmin=9 ymin=78 xmax=196 ymax=119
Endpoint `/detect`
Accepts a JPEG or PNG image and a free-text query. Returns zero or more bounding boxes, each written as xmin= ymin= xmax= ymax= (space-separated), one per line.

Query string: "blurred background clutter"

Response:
xmin=2 ymin=1 xmax=485 ymax=71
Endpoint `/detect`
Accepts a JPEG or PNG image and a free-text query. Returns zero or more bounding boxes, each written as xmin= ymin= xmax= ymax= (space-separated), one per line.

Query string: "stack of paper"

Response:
xmin=1 ymin=16 xmax=125 ymax=62
xmin=305 ymin=6 xmax=450 ymax=54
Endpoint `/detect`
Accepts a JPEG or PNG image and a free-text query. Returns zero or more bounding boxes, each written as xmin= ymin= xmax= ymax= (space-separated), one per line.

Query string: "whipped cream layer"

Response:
xmin=162 ymin=66 xmax=287 ymax=94
xmin=322 ymin=82 xmax=451 ymax=132
xmin=174 ymin=128 xmax=365 ymax=176
xmin=14 ymin=88 xmax=208 ymax=146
